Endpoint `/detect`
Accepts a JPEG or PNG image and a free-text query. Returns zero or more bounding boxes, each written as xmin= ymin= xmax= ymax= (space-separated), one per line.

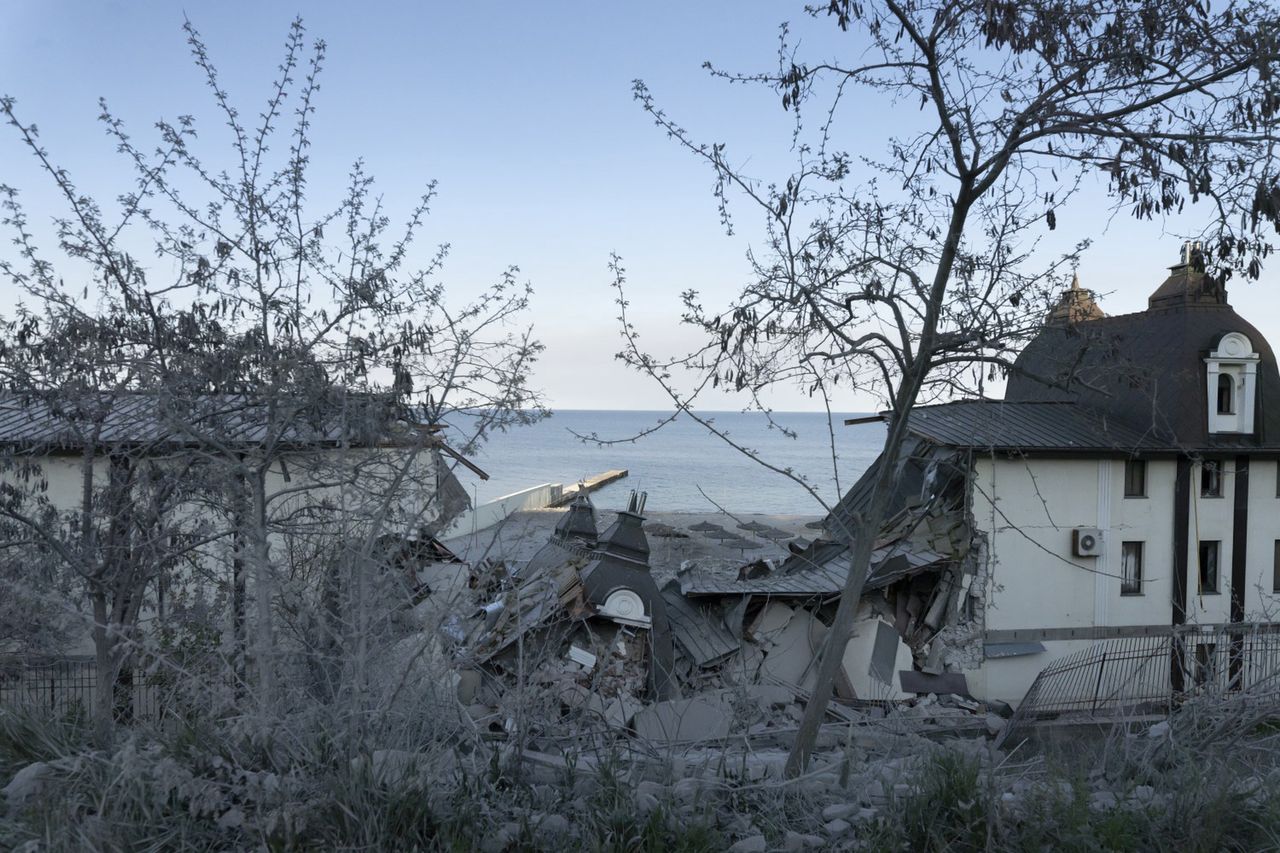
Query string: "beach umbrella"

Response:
xmin=758 ymin=527 xmax=793 ymax=541
xmin=722 ymin=536 xmax=764 ymax=552
xmin=706 ymin=528 xmax=739 ymax=540
xmin=804 ymin=519 xmax=826 ymax=530
xmin=688 ymin=521 xmax=725 ymax=533
xmin=735 ymin=520 xmax=770 ymax=534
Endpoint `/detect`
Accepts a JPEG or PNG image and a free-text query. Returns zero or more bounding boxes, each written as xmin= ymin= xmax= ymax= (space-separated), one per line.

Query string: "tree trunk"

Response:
xmin=91 ymin=589 xmax=115 ymax=749
xmin=782 ymin=422 xmax=913 ymax=776
xmin=249 ymin=465 xmax=276 ymax=710
xmin=231 ymin=468 xmax=248 ymax=695
xmin=785 ymin=191 xmax=974 ymax=776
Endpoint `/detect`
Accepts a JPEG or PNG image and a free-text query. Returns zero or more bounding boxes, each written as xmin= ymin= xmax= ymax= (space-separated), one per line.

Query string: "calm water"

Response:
xmin=450 ymin=410 xmax=885 ymax=515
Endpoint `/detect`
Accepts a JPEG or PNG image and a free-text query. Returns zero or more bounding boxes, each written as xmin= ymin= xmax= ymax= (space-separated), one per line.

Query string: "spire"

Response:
xmin=1046 ymin=271 xmax=1104 ymax=326
xmin=595 ymin=491 xmax=650 ymax=566
xmin=553 ymin=492 xmax=598 ymax=546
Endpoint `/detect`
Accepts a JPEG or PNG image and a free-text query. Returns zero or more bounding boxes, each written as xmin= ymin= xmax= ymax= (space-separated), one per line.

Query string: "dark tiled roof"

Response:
xmin=660 ymin=583 xmax=739 ymax=667
xmin=1006 ymin=302 xmax=1280 ymax=450
xmin=902 ymin=400 xmax=1164 ymax=453
xmin=678 ymin=540 xmax=948 ymax=598
xmin=824 ymin=437 xmax=966 ymax=541
xmin=679 ymin=554 xmax=848 ymax=598
xmin=0 ymin=391 xmax=422 ymax=451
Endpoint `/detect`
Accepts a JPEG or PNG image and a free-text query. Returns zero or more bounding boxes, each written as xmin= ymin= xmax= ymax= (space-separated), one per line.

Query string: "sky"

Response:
xmin=3 ymin=2 xmax=1279 ymax=412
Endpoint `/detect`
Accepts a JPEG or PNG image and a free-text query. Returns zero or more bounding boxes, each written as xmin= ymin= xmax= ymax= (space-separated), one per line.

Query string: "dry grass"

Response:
xmin=3 ymin=694 xmax=1280 ymax=851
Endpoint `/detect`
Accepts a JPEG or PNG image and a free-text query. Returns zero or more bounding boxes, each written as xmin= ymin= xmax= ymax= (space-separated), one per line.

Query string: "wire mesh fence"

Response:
xmin=1000 ymin=622 xmax=1280 ymax=744
xmin=0 ymin=655 xmax=171 ymax=723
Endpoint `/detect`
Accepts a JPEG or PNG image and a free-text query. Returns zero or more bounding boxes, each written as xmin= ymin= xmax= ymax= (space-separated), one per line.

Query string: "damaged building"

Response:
xmin=831 ymin=248 xmax=1280 ymax=710
xmin=422 ymin=248 xmax=1280 ymax=745
xmin=436 ymin=482 xmax=993 ymax=744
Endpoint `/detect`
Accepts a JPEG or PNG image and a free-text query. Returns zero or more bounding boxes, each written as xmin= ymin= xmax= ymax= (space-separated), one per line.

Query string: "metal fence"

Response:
xmin=1000 ymin=622 xmax=1280 ymax=744
xmin=0 ymin=656 xmax=170 ymax=723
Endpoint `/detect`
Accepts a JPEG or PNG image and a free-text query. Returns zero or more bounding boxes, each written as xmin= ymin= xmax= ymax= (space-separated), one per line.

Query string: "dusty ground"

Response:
xmin=442 ymin=508 xmax=825 ymax=570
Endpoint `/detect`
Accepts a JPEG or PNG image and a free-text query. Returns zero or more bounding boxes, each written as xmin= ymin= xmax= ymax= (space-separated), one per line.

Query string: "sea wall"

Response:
xmin=440 ymin=482 xmax=563 ymax=539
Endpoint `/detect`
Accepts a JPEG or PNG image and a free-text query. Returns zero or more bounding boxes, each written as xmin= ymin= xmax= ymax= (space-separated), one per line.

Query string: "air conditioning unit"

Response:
xmin=1073 ymin=528 xmax=1104 ymax=557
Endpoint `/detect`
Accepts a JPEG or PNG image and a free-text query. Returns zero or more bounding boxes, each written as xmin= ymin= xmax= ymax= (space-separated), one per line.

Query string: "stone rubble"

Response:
xmin=418 ymin=491 xmax=1007 ymax=760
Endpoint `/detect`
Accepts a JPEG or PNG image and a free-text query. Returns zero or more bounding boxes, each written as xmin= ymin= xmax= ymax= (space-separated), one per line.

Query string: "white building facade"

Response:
xmin=838 ymin=253 xmax=1280 ymax=706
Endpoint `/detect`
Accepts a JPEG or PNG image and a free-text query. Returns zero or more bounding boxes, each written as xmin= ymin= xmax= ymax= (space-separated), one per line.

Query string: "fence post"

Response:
xmin=1091 ymin=651 xmax=1107 ymax=713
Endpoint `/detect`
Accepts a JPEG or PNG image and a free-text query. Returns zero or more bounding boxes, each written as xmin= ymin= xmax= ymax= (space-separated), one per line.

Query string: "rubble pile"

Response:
xmin=409 ymin=480 xmax=1002 ymax=754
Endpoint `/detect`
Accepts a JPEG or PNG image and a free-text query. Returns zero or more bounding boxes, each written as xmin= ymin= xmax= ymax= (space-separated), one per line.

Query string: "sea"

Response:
xmin=450 ymin=410 xmax=886 ymax=515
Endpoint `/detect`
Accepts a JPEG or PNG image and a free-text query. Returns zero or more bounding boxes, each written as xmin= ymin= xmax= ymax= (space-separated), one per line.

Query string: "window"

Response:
xmin=1273 ymin=540 xmax=1280 ymax=594
xmin=1201 ymin=460 xmax=1222 ymax=497
xmin=1124 ymin=459 xmax=1147 ymax=497
xmin=1217 ymin=373 xmax=1236 ymax=414
xmin=1121 ymin=542 xmax=1144 ymax=595
xmin=1206 ymin=333 xmax=1257 ymax=436
xmin=1199 ymin=540 xmax=1221 ymax=594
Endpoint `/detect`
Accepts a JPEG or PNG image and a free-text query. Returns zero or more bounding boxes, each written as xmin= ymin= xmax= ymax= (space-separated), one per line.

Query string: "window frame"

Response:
xmin=1199 ymin=540 xmax=1221 ymax=595
xmin=1123 ymin=459 xmax=1147 ymax=498
xmin=1273 ymin=540 xmax=1280 ymax=594
xmin=1121 ymin=541 xmax=1144 ymax=595
xmin=1200 ymin=459 xmax=1223 ymax=498
xmin=1217 ymin=373 xmax=1236 ymax=415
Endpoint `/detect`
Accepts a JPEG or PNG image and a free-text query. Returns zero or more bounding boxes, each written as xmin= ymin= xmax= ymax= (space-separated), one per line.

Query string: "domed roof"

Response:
xmin=1007 ymin=260 xmax=1280 ymax=450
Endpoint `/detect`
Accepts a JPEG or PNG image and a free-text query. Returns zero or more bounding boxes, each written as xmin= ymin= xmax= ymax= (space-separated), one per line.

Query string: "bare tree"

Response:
xmin=0 ymin=17 xmax=544 ymax=732
xmin=621 ymin=0 xmax=1280 ymax=774
xmin=0 ymin=295 xmax=211 ymax=745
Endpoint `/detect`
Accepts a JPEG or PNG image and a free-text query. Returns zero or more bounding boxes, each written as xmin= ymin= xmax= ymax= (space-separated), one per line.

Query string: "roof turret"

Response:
xmin=1148 ymin=242 xmax=1227 ymax=310
xmin=553 ymin=492 xmax=598 ymax=546
xmin=1046 ymin=272 xmax=1105 ymax=326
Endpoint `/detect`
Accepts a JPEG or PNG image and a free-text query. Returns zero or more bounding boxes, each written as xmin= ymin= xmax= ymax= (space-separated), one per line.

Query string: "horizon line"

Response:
xmin=540 ymin=408 xmax=878 ymax=416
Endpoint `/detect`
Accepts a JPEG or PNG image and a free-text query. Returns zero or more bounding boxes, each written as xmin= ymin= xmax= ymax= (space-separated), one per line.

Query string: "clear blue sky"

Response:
xmin=4 ymin=2 xmax=1278 ymax=411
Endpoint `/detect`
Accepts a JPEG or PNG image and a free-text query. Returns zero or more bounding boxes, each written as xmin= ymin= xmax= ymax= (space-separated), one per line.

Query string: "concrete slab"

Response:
xmin=837 ymin=618 xmax=913 ymax=701
xmin=632 ymin=694 xmax=733 ymax=744
xmin=757 ymin=608 xmax=827 ymax=692
xmin=721 ymin=645 xmax=765 ymax=685
xmin=748 ymin=601 xmax=795 ymax=643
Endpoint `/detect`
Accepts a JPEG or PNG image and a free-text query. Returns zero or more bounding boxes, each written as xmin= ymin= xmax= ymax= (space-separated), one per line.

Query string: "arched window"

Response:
xmin=1207 ymin=332 xmax=1258 ymax=435
xmin=1217 ymin=373 xmax=1236 ymax=415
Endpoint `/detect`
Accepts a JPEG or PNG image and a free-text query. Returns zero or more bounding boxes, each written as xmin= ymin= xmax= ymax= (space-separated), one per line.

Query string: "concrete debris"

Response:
xmin=756 ymin=607 xmax=827 ymax=693
xmin=748 ymin=601 xmax=795 ymax=643
xmin=604 ymin=694 xmax=641 ymax=728
xmin=456 ymin=669 xmax=482 ymax=704
xmin=720 ymin=645 xmax=765 ymax=686
xmin=784 ymin=831 xmax=826 ymax=850
xmin=898 ymin=670 xmax=971 ymax=697
xmin=837 ymin=616 xmax=913 ymax=701
xmin=1 ymin=762 xmax=50 ymax=807
xmin=823 ymin=818 xmax=852 ymax=837
xmin=821 ymin=802 xmax=859 ymax=821
xmin=632 ymin=694 xmax=733 ymax=744
xmin=746 ymin=684 xmax=796 ymax=709
xmin=727 ymin=835 xmax=767 ymax=853
xmin=425 ymin=489 xmax=1000 ymax=752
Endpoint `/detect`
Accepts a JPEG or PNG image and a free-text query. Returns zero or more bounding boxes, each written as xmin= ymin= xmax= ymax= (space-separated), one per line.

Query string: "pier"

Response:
xmin=442 ymin=469 xmax=630 ymax=539
xmin=549 ymin=469 xmax=629 ymax=506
